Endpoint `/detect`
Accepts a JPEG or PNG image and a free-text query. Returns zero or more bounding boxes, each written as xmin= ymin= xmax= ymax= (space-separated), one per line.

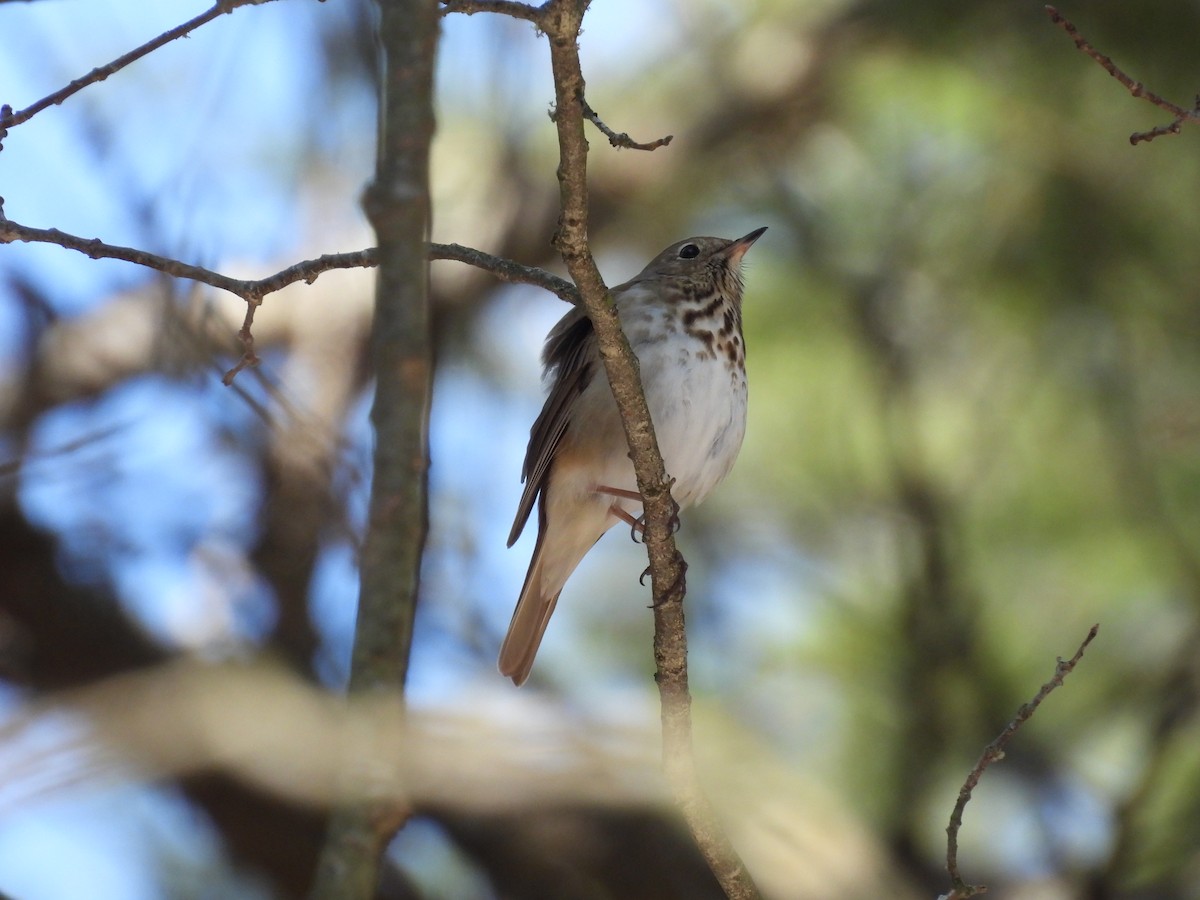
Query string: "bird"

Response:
xmin=499 ymin=227 xmax=767 ymax=685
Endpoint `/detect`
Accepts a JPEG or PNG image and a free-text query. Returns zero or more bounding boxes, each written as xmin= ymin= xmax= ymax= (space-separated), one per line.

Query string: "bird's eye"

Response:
xmin=678 ymin=243 xmax=700 ymax=259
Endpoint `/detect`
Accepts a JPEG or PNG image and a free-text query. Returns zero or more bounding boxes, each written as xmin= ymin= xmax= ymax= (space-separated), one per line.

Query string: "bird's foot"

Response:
xmin=597 ymin=482 xmax=681 ymax=541
xmin=667 ymin=495 xmax=681 ymax=535
xmin=596 ymin=485 xmax=647 ymax=543
xmin=606 ymin=503 xmax=646 ymax=543
xmin=641 ymin=553 xmax=688 ymax=607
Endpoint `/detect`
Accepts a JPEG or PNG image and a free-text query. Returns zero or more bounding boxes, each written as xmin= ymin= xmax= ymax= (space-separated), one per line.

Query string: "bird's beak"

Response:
xmin=723 ymin=226 xmax=768 ymax=265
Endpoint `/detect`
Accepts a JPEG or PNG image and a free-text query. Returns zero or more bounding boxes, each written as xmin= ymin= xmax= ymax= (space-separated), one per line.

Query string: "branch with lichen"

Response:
xmin=1046 ymin=6 xmax=1200 ymax=145
xmin=941 ymin=624 xmax=1100 ymax=900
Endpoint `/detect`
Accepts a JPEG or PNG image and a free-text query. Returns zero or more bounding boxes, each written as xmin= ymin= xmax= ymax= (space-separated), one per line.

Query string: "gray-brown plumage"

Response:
xmin=500 ymin=228 xmax=766 ymax=685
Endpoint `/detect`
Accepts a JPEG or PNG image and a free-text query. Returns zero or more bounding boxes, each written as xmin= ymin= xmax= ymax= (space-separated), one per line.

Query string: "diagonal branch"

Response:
xmin=580 ymin=94 xmax=673 ymax=151
xmin=431 ymin=241 xmax=579 ymax=304
xmin=942 ymin=624 xmax=1100 ymax=900
xmin=1045 ymin=6 xmax=1200 ymax=145
xmin=538 ymin=1 xmax=759 ymax=897
xmin=0 ymin=0 xmax=281 ymax=132
xmin=540 ymin=3 xmax=683 ymax=618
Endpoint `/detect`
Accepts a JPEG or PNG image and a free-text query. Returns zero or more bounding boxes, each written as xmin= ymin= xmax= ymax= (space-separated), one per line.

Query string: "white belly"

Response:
xmin=639 ymin=332 xmax=747 ymax=508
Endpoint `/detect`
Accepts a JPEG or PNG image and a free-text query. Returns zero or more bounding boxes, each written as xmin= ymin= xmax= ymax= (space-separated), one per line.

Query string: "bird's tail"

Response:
xmin=500 ymin=491 xmax=617 ymax=685
xmin=498 ymin=533 xmax=561 ymax=686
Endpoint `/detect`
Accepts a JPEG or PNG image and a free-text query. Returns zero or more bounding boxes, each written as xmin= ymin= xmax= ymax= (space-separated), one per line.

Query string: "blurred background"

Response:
xmin=2 ymin=0 xmax=1199 ymax=897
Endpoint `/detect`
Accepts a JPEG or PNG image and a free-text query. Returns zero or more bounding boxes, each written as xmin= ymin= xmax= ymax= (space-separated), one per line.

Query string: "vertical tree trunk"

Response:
xmin=310 ymin=1 xmax=438 ymax=897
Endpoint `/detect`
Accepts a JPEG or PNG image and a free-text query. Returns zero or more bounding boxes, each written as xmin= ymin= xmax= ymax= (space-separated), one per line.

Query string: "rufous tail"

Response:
xmin=498 ymin=536 xmax=561 ymax=686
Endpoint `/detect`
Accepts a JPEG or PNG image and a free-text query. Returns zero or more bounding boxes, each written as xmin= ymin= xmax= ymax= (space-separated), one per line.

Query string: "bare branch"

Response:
xmin=221 ymin=301 xmax=263 ymax=385
xmin=1128 ymin=116 xmax=1192 ymax=145
xmin=0 ymin=216 xmax=373 ymax=383
xmin=579 ymin=94 xmax=673 ymax=151
xmin=438 ymin=0 xmax=543 ymax=21
xmin=0 ymin=0 xmax=281 ymax=132
xmin=0 ymin=218 xmax=574 ymax=304
xmin=539 ymin=1 xmax=758 ymax=897
xmin=0 ymin=216 xmax=375 ymax=302
xmin=430 ymin=241 xmax=579 ymax=304
xmin=942 ymin=624 xmax=1100 ymax=900
xmin=540 ymin=3 xmax=686 ymax=606
xmin=1 ymin=216 xmax=577 ymax=379
xmin=0 ymin=423 xmax=131 ymax=479
xmin=1045 ymin=6 xmax=1200 ymax=145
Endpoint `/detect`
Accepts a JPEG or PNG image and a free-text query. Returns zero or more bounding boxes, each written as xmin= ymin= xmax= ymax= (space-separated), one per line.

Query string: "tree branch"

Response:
xmin=0 ymin=215 xmax=376 ymax=303
xmin=438 ymin=0 xmax=542 ymax=20
xmin=0 ymin=212 xmax=376 ymax=383
xmin=430 ymin=241 xmax=579 ymax=304
xmin=538 ymin=1 xmax=759 ymax=897
xmin=0 ymin=213 xmax=575 ymax=379
xmin=580 ymin=95 xmax=673 ymax=151
xmin=308 ymin=0 xmax=439 ymax=895
xmin=0 ymin=216 xmax=572 ymax=303
xmin=0 ymin=0 xmax=281 ymax=132
xmin=941 ymin=624 xmax=1100 ymax=900
xmin=1045 ymin=6 xmax=1200 ymax=145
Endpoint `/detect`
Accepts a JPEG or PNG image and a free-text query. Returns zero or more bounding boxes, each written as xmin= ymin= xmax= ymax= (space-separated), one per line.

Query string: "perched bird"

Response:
xmin=500 ymin=227 xmax=767 ymax=685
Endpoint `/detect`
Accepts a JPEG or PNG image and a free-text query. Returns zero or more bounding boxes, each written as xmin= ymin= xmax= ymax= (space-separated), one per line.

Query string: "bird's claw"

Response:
xmin=629 ymin=515 xmax=646 ymax=544
xmin=642 ymin=554 xmax=688 ymax=607
xmin=630 ymin=495 xmax=680 ymax=543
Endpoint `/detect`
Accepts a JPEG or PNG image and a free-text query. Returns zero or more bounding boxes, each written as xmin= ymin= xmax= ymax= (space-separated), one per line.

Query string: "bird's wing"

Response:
xmin=507 ymin=305 xmax=597 ymax=547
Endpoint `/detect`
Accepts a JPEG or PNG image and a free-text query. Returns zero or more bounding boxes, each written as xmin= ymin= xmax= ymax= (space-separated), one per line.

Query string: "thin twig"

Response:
xmin=942 ymin=624 xmax=1100 ymax=900
xmin=0 ymin=217 xmax=374 ymax=383
xmin=579 ymin=95 xmax=673 ymax=151
xmin=0 ymin=0 xmax=280 ymax=132
xmin=1045 ymin=6 xmax=1200 ymax=145
xmin=430 ymin=241 xmax=579 ymax=304
xmin=0 ymin=217 xmax=375 ymax=302
xmin=0 ymin=219 xmax=575 ymax=305
xmin=0 ymin=423 xmax=132 ymax=479
xmin=438 ymin=0 xmax=543 ymax=21
xmin=1 ymin=217 xmax=577 ymax=379
xmin=221 ymin=300 xmax=262 ymax=385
